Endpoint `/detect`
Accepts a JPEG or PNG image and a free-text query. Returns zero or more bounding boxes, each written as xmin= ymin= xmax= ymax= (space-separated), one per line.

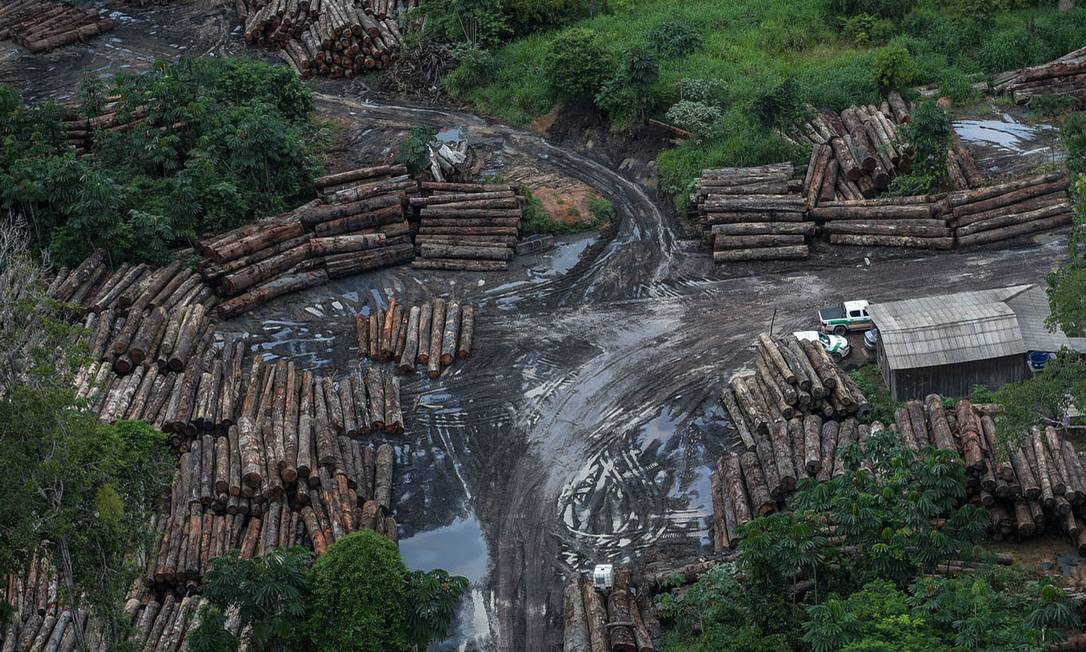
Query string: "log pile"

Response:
xmin=0 ymin=0 xmax=114 ymax=54
xmin=354 ymin=297 xmax=475 ymax=378
xmin=788 ymin=94 xmax=913 ymax=201
xmin=409 ymin=182 xmax=524 ymax=271
xmin=812 ymin=195 xmax=954 ymax=250
xmin=142 ymin=432 xmax=398 ymax=592
xmin=991 ymin=46 xmax=1086 ymax=104
xmin=691 ymin=163 xmax=814 ymax=263
xmin=711 ymin=389 xmax=1086 ymax=557
xmin=947 ymin=172 xmax=1073 ymax=247
xmin=236 ymin=0 xmax=410 ymax=78
xmin=198 ymin=164 xmax=418 ymax=318
xmin=563 ymin=569 xmax=655 ymax=652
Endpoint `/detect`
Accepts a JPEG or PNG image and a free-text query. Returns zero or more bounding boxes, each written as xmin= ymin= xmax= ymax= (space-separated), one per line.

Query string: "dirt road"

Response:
xmin=3 ymin=9 xmax=1073 ymax=649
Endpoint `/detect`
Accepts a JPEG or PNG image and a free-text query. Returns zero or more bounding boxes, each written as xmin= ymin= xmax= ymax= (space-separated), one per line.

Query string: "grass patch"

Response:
xmin=452 ymin=1 xmax=1086 ymax=205
xmin=850 ymin=364 xmax=899 ymax=425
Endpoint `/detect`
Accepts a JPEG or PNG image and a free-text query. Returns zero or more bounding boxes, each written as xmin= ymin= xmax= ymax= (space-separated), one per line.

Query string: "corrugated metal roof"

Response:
xmin=870 ymin=284 xmax=1086 ymax=370
xmin=1004 ymin=285 xmax=1086 ymax=353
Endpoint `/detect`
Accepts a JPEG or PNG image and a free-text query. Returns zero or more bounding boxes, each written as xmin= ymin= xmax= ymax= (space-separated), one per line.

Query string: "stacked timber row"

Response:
xmin=811 ymin=195 xmax=954 ymax=250
xmin=199 ymin=164 xmax=418 ymax=318
xmin=711 ymin=390 xmax=1086 ymax=556
xmin=992 ymin=46 xmax=1086 ymax=104
xmin=48 ymin=252 xmax=219 ymax=377
xmin=0 ymin=0 xmax=114 ymax=54
xmin=142 ymin=435 xmax=398 ymax=592
xmin=410 ymin=182 xmax=525 ymax=271
xmin=56 ymin=97 xmax=178 ymax=156
xmin=947 ymin=172 xmax=1073 ymax=247
xmin=1 ymin=553 xmax=98 ymax=652
xmin=789 ymin=93 xmax=913 ymax=201
xmin=720 ymin=332 xmax=872 ymax=449
xmin=692 ymin=163 xmax=814 ymax=263
xmin=563 ymin=569 xmax=655 ymax=652
xmin=354 ymin=296 xmax=475 ymax=378
xmin=236 ymin=0 xmax=407 ymax=77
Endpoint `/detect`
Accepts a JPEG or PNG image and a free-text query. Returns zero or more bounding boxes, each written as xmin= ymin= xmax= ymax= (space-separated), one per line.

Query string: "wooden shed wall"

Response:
xmin=879 ymin=343 xmax=1028 ymax=401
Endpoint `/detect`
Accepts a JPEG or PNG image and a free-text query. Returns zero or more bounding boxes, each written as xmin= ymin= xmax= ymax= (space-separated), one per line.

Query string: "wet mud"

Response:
xmin=4 ymin=11 xmax=1077 ymax=649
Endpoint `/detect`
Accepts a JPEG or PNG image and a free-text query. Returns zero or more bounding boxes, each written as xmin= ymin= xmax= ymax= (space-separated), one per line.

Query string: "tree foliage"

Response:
xmin=543 ymin=28 xmax=614 ymax=100
xmin=307 ymin=530 xmax=411 ymax=652
xmin=656 ymin=432 xmax=1028 ymax=650
xmin=0 ymin=57 xmax=320 ymax=266
xmin=889 ymin=99 xmax=950 ymax=195
xmin=198 ymin=547 xmax=313 ymax=651
xmin=404 ymin=569 xmax=471 ymax=650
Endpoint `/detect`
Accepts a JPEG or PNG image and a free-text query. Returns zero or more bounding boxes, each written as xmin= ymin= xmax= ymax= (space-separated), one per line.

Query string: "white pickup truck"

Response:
xmin=794 ymin=331 xmax=851 ymax=361
xmin=818 ymin=300 xmax=873 ymax=336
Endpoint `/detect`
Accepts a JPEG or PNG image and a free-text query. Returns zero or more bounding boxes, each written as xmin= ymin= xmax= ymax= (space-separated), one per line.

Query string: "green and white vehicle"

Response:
xmin=794 ymin=331 xmax=851 ymax=361
xmin=818 ymin=300 xmax=873 ymax=336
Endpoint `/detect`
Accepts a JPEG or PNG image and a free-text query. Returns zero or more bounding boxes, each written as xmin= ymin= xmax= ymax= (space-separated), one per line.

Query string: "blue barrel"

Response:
xmin=1029 ymin=351 xmax=1051 ymax=370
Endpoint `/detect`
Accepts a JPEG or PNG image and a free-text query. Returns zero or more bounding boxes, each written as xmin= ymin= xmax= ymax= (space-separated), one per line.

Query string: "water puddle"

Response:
xmin=401 ymin=513 xmax=492 ymax=652
xmin=436 ymin=127 xmax=464 ymax=143
xmin=954 ymin=114 xmax=1055 ymax=153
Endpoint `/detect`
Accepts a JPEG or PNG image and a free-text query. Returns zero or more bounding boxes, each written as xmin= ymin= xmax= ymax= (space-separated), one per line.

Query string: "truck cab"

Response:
xmin=819 ymin=300 xmax=873 ymax=335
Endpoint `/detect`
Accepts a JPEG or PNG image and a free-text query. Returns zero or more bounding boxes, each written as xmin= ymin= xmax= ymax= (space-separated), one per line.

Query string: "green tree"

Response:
xmin=543 ymin=28 xmax=613 ymax=100
xmin=197 ymin=547 xmax=313 ymax=651
xmin=992 ymin=350 xmax=1086 ymax=451
xmin=188 ymin=605 xmax=239 ymax=652
xmin=404 ymin=569 xmax=471 ymax=650
xmin=1 ymin=57 xmax=321 ymax=265
xmin=398 ymin=127 xmax=438 ymax=175
xmin=307 ymin=530 xmax=410 ymax=652
xmin=889 ymin=99 xmax=950 ymax=195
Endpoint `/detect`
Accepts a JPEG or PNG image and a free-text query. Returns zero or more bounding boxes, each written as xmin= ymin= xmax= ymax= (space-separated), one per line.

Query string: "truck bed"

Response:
xmin=819 ymin=306 xmax=845 ymax=321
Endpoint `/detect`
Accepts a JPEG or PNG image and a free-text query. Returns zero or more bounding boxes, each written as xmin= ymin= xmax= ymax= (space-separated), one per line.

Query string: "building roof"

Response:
xmin=868 ymin=284 xmax=1086 ymax=370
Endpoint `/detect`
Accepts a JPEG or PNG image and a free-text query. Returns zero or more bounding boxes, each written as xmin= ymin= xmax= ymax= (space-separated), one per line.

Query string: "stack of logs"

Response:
xmin=712 ymin=385 xmax=1086 ymax=556
xmin=789 ymin=93 xmax=913 ymax=199
xmin=0 ymin=0 xmax=114 ymax=54
xmin=199 ymin=163 xmax=418 ymax=318
xmin=692 ymin=163 xmax=814 ymax=262
xmin=947 ymin=172 xmax=1073 ymax=247
xmin=59 ymin=98 xmax=157 ymax=156
xmin=564 ymin=569 xmax=654 ymax=652
xmin=410 ymin=182 xmax=524 ymax=271
xmin=992 ymin=45 xmax=1086 ymax=104
xmin=236 ymin=0 xmax=408 ymax=78
xmin=354 ymin=296 xmax=475 ymax=378
xmin=720 ymin=332 xmax=872 ymax=445
xmin=811 ymin=195 xmax=954 ymax=250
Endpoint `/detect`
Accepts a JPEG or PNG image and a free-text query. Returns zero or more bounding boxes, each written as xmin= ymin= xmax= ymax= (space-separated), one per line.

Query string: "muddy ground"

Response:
xmin=2 ymin=5 xmax=1077 ymax=650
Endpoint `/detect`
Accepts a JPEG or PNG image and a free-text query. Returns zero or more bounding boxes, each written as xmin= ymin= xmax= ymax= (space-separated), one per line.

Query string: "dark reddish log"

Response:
xmin=309 ymin=234 xmax=387 ymax=256
xmin=564 ymin=576 xmax=592 ymax=652
xmin=440 ymin=302 xmax=461 ymax=366
xmin=374 ymin=443 xmax=394 ymax=510
xmin=412 ymin=258 xmax=510 ymax=271
xmin=947 ymin=173 xmax=1064 ymax=207
xmin=886 ymin=90 xmax=910 ymax=123
xmin=383 ymin=373 xmax=402 ymax=434
xmin=324 ymin=243 xmax=414 ymax=277
xmin=957 ymin=211 xmax=1073 ymax=247
xmin=740 ymin=450 xmax=775 ymax=516
xmin=220 ymin=243 xmax=312 ymax=295
xmin=606 ymin=589 xmax=637 ymax=652
xmin=804 ymin=414 xmax=822 ymax=476
xmin=581 ymin=580 xmax=610 ymax=652
xmin=218 ymin=270 xmax=329 ymax=319
xmin=206 ymin=221 xmax=306 ymax=263
xmin=313 ymin=164 xmax=408 ymax=189
xmin=952 ymin=178 xmax=1071 ymax=219
xmin=364 ymin=367 xmax=385 ymax=431
xmin=398 ymin=306 xmax=421 ymax=373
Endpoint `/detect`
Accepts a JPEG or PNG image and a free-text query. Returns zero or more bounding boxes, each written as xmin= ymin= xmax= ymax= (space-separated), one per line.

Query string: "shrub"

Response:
xmin=938 ymin=68 xmax=981 ymax=104
xmin=1033 ymin=94 xmax=1080 ymax=118
xmin=665 ymin=100 xmax=723 ymax=139
xmin=589 ymin=198 xmax=614 ymax=227
xmin=748 ymin=77 xmax=805 ymax=129
xmin=828 ymin=0 xmax=915 ymax=20
xmin=398 ymin=126 xmax=437 ymax=174
xmin=543 ymin=28 xmax=613 ymax=100
xmin=889 ymin=99 xmax=951 ymax=194
xmin=875 ymin=44 xmax=919 ymax=89
xmin=648 ymin=20 xmax=703 ymax=59
xmin=675 ymin=78 xmax=728 ymax=106
xmin=443 ymin=46 xmax=496 ymax=97
xmin=976 ymin=27 xmax=1039 ymax=74
xmin=308 ymin=530 xmax=410 ymax=652
xmin=417 ymin=0 xmax=510 ymax=48
xmin=1062 ymin=112 xmax=1086 ymax=176
xmin=595 ymin=47 xmax=659 ymax=127
xmin=841 ymin=13 xmax=895 ymax=46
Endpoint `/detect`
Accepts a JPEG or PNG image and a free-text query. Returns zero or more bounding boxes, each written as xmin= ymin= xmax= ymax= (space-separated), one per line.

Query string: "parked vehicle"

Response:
xmin=794 ymin=330 xmax=851 ymax=361
xmin=819 ymin=300 xmax=873 ymax=335
xmin=864 ymin=327 xmax=879 ymax=351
